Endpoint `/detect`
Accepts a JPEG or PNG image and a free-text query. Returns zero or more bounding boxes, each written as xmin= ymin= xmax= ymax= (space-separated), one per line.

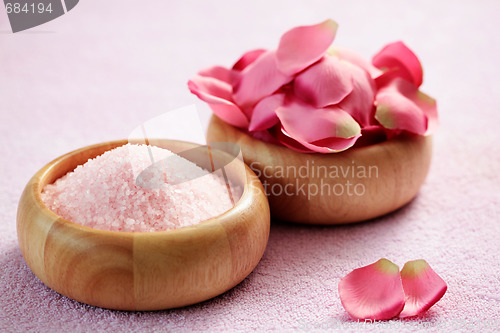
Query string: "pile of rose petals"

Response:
xmin=338 ymin=259 xmax=447 ymax=320
xmin=188 ymin=19 xmax=438 ymax=153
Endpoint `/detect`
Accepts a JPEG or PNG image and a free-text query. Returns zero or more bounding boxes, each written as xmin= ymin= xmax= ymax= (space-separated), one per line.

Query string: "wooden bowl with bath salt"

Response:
xmin=17 ymin=139 xmax=270 ymax=311
xmin=207 ymin=115 xmax=433 ymax=225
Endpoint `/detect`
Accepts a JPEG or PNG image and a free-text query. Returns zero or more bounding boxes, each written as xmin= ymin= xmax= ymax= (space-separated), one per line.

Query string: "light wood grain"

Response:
xmin=207 ymin=115 xmax=433 ymax=224
xmin=17 ymin=139 xmax=270 ymax=311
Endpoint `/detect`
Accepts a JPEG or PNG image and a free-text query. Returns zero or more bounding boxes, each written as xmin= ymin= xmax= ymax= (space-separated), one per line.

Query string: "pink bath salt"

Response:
xmin=41 ymin=144 xmax=242 ymax=232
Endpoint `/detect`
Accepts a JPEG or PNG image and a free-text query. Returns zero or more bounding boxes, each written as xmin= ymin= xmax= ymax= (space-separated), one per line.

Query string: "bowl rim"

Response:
xmin=32 ymin=139 xmax=257 ymax=236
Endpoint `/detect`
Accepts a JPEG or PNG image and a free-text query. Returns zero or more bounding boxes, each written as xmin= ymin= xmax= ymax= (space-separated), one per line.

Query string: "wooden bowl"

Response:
xmin=207 ymin=115 xmax=433 ymax=224
xmin=17 ymin=139 xmax=270 ymax=311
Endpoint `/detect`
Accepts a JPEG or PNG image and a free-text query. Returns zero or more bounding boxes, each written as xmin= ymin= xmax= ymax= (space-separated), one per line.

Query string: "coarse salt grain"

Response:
xmin=41 ymin=144 xmax=242 ymax=232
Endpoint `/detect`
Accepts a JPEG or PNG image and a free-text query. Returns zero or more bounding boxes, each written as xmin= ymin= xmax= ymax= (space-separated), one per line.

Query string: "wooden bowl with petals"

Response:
xmin=207 ymin=115 xmax=433 ymax=224
xmin=17 ymin=139 xmax=270 ymax=311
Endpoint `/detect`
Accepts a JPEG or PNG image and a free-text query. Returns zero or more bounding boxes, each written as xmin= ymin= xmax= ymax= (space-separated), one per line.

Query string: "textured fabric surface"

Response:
xmin=1 ymin=1 xmax=500 ymax=332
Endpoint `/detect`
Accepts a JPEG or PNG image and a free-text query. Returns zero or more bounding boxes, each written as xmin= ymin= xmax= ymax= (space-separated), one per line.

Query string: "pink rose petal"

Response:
xmin=299 ymin=135 xmax=363 ymax=153
xmin=372 ymin=41 xmax=423 ymax=87
xmin=248 ymin=93 xmax=285 ymax=132
xmin=399 ymin=260 xmax=447 ymax=318
xmin=274 ymin=129 xmax=316 ymax=153
xmin=339 ymin=258 xmax=405 ymax=320
xmin=198 ymin=65 xmax=240 ymax=86
xmin=188 ymin=75 xmax=249 ymax=128
xmin=274 ymin=126 xmax=358 ymax=154
xmin=274 ymin=126 xmax=359 ymax=154
xmin=375 ymin=78 xmax=438 ymax=135
xmin=233 ymin=50 xmax=293 ymax=108
xmin=329 ymin=46 xmax=383 ymax=79
xmin=276 ymin=19 xmax=338 ymax=76
xmin=293 ymin=55 xmax=353 ymax=108
xmin=275 ymin=100 xmax=361 ymax=153
xmin=232 ymin=49 xmax=267 ymax=71
xmin=276 ymin=100 xmax=360 ymax=142
xmin=338 ymin=62 xmax=376 ymax=126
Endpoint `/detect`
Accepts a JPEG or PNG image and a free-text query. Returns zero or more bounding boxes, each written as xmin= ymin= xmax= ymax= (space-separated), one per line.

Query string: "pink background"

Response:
xmin=1 ymin=1 xmax=500 ymax=331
